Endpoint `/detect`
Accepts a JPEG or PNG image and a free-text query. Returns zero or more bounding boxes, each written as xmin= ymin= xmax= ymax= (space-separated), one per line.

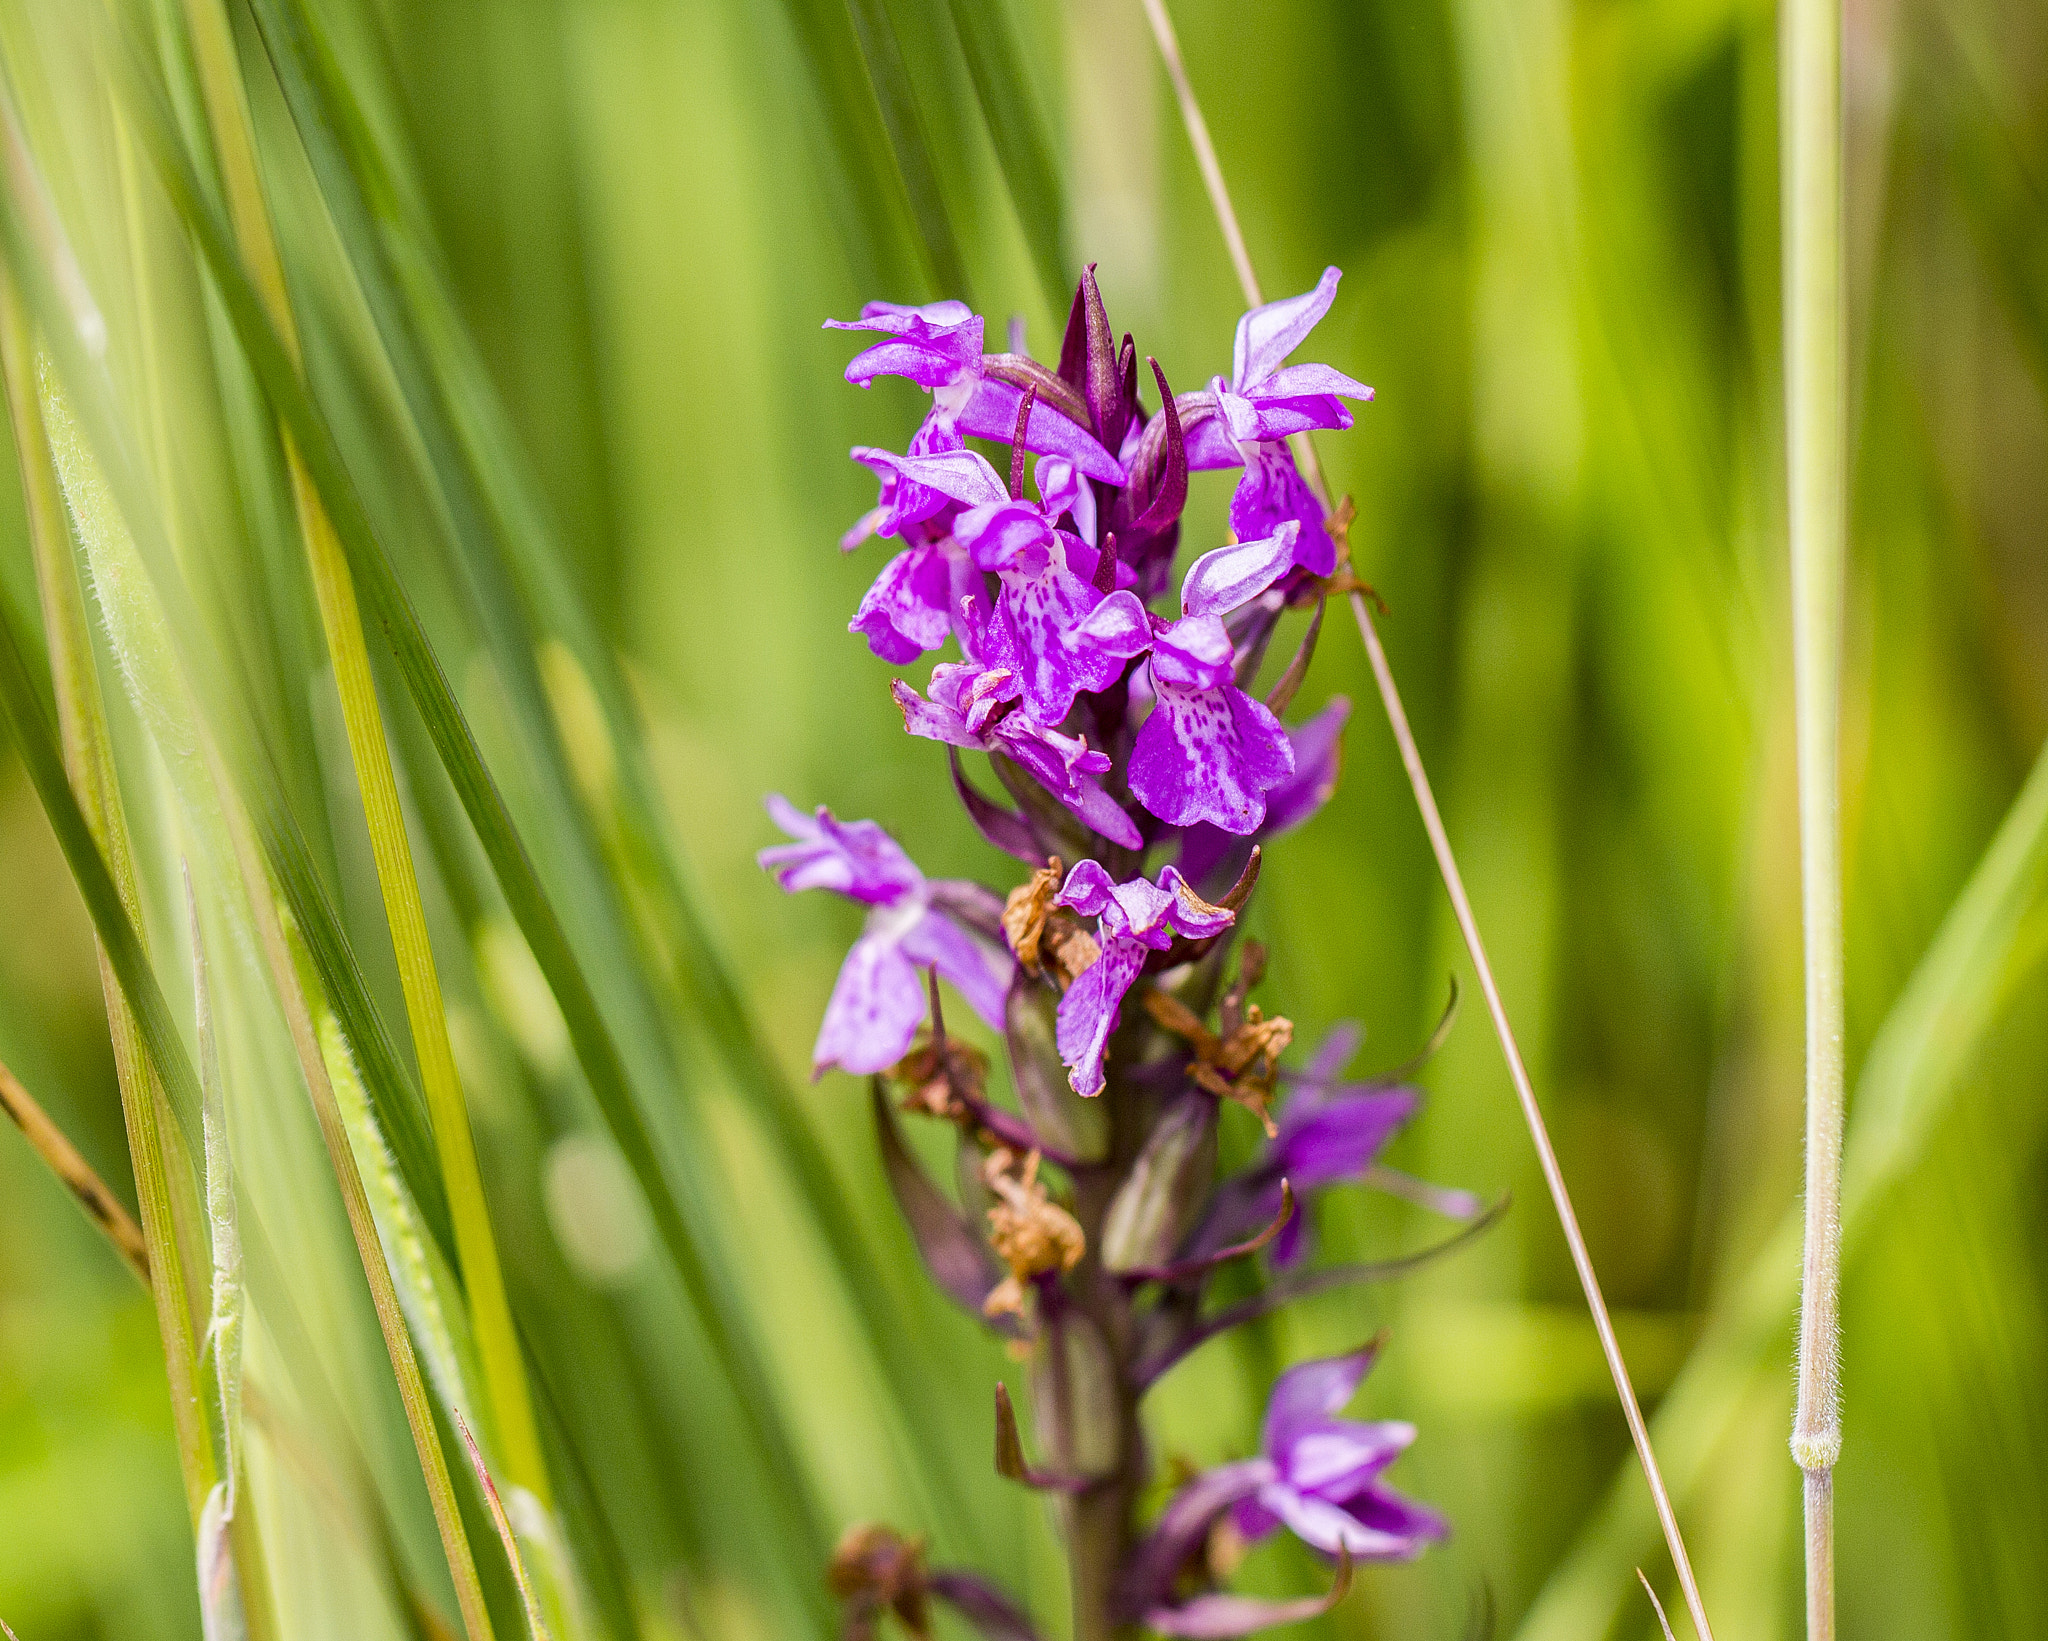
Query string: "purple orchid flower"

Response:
xmin=840 ymin=419 xmax=983 ymax=664
xmin=1126 ymin=527 xmax=1302 ymax=835
xmin=825 ymin=300 xmax=1126 ymax=484
xmin=1114 ymin=1344 xmax=1443 ymax=1637
xmin=1230 ymin=1345 xmax=1447 ymax=1559
xmin=1172 ymin=269 xmax=1371 ymax=578
xmin=759 ymin=797 xmax=1012 ymax=1077
xmin=1190 ymin=1028 xmax=1417 ymax=1268
xmin=1177 ymin=696 xmax=1351 ymax=887
xmin=869 ymin=444 xmax=1153 ymax=724
xmin=1049 ymin=860 xmax=1236 ymax=1097
xmin=892 ymin=645 xmax=1142 ymax=849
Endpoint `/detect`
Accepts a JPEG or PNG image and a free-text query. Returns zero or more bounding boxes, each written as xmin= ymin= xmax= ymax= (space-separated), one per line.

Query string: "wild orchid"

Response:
xmin=765 ymin=266 xmax=1481 ymax=1641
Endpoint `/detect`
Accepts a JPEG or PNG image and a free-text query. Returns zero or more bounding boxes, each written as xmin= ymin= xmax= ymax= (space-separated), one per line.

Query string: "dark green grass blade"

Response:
xmin=105 ymin=17 xmax=838 ymax=1590
xmin=842 ymin=0 xmax=973 ymax=301
xmin=939 ymin=0 xmax=1068 ymax=311
xmin=775 ymin=0 xmax=924 ymax=295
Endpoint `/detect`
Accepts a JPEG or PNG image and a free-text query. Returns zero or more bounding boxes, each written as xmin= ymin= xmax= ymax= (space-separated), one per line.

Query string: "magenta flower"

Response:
xmin=876 ymin=444 xmax=1152 ymax=724
xmin=1177 ymin=697 xmax=1351 ymax=886
xmin=759 ymin=797 xmax=1012 ymax=1077
xmin=892 ymin=654 xmax=1141 ymax=848
xmin=826 ymin=300 xmax=1125 ymax=483
xmin=1114 ymin=1345 xmax=1443 ymax=1637
xmin=1126 ymin=526 xmax=1302 ymax=835
xmin=1229 ymin=1344 xmax=1447 ymax=1559
xmin=1177 ymin=269 xmax=1372 ymax=577
xmin=1049 ymin=861 xmax=1235 ymax=1097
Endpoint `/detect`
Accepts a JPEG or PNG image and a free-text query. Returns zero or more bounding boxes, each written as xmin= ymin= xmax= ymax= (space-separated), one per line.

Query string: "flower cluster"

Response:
xmin=762 ymin=267 xmax=1475 ymax=1639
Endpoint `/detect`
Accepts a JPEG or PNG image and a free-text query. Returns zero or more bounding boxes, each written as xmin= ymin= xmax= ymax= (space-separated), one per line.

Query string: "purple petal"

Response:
xmin=956 ymin=378 xmax=1126 ymax=483
xmin=1156 ymin=864 xmax=1237 ymax=940
xmin=927 ymin=1573 xmax=1044 ymax=1641
xmin=1262 ymin=1345 xmax=1381 ymax=1456
xmin=1275 ymin=1091 xmax=1416 ymax=1193
xmin=1279 ymin=1420 xmax=1414 ymax=1496
xmin=1256 ymin=1483 xmax=1435 ymax=1561
xmin=1260 ymin=698 xmax=1350 ymax=835
xmin=955 ymin=502 xmax=1055 ymax=575
xmin=1255 ymin=362 xmax=1373 ymax=403
xmin=758 ymin=798 xmax=923 ymax=904
xmin=1231 ymin=267 xmax=1341 ymax=391
xmin=1054 ymin=938 xmax=1147 ymax=1096
xmin=983 ymin=557 xmax=1144 ymax=724
xmin=1332 ymin=1481 xmax=1451 ymax=1551
xmin=855 ymin=444 xmax=1011 ymax=513
xmin=1148 ymin=615 xmax=1235 ymax=693
xmin=1052 ymin=858 xmax=1117 ymax=920
xmin=899 ymin=910 xmax=1013 ymax=1032
xmin=1113 ymin=1460 xmax=1276 ymax=1620
xmin=1181 ymin=410 xmax=1245 ymax=472
xmin=1299 ymin=1022 xmax=1363 ymax=1089
xmin=1229 ymin=445 xmax=1336 ymax=578
xmin=827 ymin=298 xmax=976 ymax=330
xmin=1128 ymin=682 xmax=1296 ymax=834
xmin=812 ymin=930 xmax=928 ymax=1076
xmin=893 ymin=677 xmax=977 ymax=748
xmin=851 ymin=545 xmax=958 ymax=663
xmin=839 ymin=336 xmax=973 ymax=392
xmin=1180 ymin=523 xmax=1303 ymax=618
xmin=1143 ymin=1588 xmax=1345 ymax=1639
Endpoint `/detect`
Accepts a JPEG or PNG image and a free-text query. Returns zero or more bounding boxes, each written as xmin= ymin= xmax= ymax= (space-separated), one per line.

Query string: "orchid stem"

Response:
xmin=1783 ymin=0 xmax=1847 ymax=1628
xmin=1138 ymin=2 xmax=1718 ymax=1634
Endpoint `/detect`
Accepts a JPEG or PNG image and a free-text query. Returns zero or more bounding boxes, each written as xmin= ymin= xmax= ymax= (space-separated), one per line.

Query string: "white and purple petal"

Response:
xmin=1180 ymin=522 xmax=1303 ymax=618
xmin=1231 ymin=267 xmax=1342 ymax=391
xmin=1128 ymin=680 xmax=1295 ymax=834
xmin=1055 ymin=937 xmax=1149 ymax=1097
xmin=812 ymin=928 xmax=929 ymax=1077
xmin=758 ymin=797 xmax=924 ymax=904
xmin=1228 ymin=444 xmax=1338 ymax=577
xmin=1261 ymin=1345 xmax=1381 ymax=1455
xmin=899 ymin=909 xmax=1013 ymax=1033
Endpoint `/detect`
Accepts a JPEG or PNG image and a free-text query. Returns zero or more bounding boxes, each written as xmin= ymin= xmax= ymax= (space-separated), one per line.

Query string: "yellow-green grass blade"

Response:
xmin=0 ymin=261 xmax=219 ymax=1525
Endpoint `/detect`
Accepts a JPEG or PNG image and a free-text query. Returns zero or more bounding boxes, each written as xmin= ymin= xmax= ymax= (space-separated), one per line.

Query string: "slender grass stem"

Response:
xmin=1137 ymin=3 xmax=1718 ymax=1634
xmin=177 ymin=0 xmax=551 ymax=1508
xmin=0 ymin=1053 xmax=152 ymax=1280
xmin=1783 ymin=0 xmax=1847 ymax=1629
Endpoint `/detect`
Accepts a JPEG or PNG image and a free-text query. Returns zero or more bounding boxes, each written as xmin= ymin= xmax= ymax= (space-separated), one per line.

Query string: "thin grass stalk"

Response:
xmin=0 ymin=1052 xmax=152 ymax=1278
xmin=1782 ymin=0 xmax=1847 ymax=1628
xmin=174 ymin=0 xmax=551 ymax=1508
xmin=1135 ymin=3 xmax=1718 ymax=1635
xmin=0 ymin=262 xmax=220 ymax=1525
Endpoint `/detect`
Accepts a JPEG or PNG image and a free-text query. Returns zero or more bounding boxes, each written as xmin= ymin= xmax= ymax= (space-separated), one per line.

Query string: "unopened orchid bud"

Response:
xmin=1100 ymin=1092 xmax=1216 ymax=1273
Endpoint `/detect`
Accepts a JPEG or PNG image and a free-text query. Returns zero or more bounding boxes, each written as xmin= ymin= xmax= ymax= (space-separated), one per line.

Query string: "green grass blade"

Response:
xmin=104 ymin=21 xmax=840 ymax=1590
xmin=939 ymin=0 xmax=1068 ymax=311
xmin=843 ymin=0 xmax=973 ymax=301
xmin=0 ymin=263 xmax=218 ymax=1527
xmin=175 ymin=0 xmax=552 ymax=1511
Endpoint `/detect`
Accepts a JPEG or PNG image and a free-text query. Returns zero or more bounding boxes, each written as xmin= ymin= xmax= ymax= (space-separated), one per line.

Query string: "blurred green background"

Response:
xmin=2 ymin=0 xmax=2046 ymax=1638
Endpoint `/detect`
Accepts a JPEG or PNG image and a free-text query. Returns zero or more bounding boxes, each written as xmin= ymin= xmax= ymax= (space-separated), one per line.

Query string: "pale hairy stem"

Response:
xmin=1783 ymin=0 xmax=1847 ymax=1629
xmin=1136 ymin=3 xmax=1718 ymax=1634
